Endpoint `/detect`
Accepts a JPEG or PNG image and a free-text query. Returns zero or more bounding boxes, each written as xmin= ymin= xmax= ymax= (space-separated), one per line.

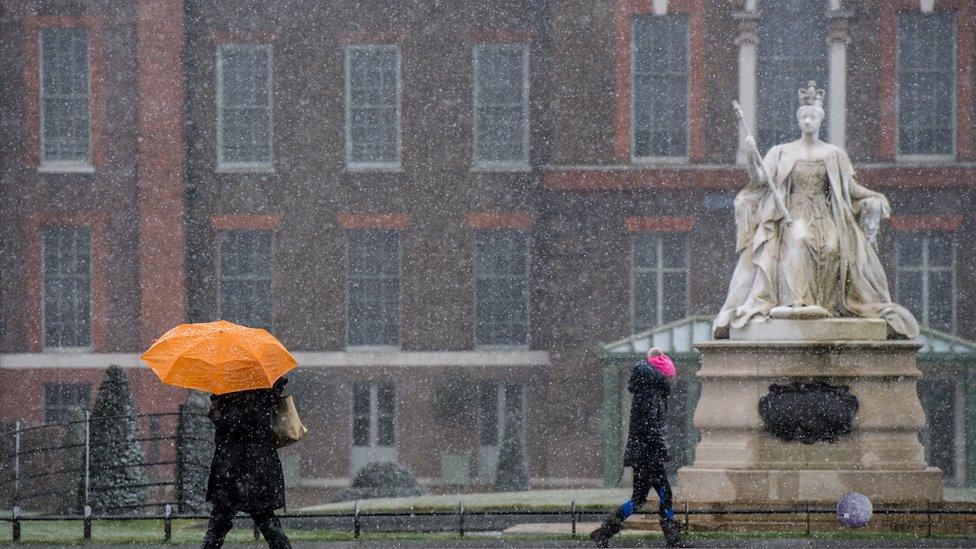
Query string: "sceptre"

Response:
xmin=733 ymin=101 xmax=791 ymax=221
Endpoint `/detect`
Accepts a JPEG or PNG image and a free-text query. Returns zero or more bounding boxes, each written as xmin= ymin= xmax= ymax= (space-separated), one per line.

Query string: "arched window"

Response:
xmin=756 ymin=0 xmax=829 ymax=147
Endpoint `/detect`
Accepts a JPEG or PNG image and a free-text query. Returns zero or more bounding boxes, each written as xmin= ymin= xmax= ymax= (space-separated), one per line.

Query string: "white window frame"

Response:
xmin=895 ymin=232 xmax=956 ymax=333
xmin=216 ymin=44 xmax=275 ymax=173
xmin=630 ymin=233 xmax=690 ymax=332
xmin=344 ymin=45 xmax=402 ymax=171
xmin=476 ymin=382 xmax=526 ymax=484
xmin=349 ymin=382 xmax=397 ymax=475
xmin=41 ymin=227 xmax=94 ymax=352
xmin=345 ymin=230 xmax=403 ymax=351
xmin=473 ymin=230 xmax=531 ymax=349
xmin=38 ymin=27 xmax=94 ymax=173
xmin=894 ymin=10 xmax=957 ymax=163
xmin=472 ymin=43 xmax=531 ymax=171
xmin=630 ymin=14 xmax=690 ymax=164
xmin=215 ymin=229 xmax=275 ymax=331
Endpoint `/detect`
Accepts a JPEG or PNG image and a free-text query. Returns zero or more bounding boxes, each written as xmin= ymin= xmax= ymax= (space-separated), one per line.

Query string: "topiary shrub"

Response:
xmin=176 ymin=390 xmax=214 ymax=514
xmin=494 ymin=408 xmax=530 ymax=492
xmin=88 ymin=365 xmax=149 ymax=514
xmin=332 ymin=461 xmax=427 ymax=502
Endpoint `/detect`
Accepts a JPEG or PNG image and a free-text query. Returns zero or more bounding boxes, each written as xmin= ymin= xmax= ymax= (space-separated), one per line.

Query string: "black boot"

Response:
xmin=589 ymin=513 xmax=624 ymax=548
xmin=660 ymin=517 xmax=691 ymax=547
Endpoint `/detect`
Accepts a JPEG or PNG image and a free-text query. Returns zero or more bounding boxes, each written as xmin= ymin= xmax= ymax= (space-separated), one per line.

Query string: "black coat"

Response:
xmin=206 ymin=378 xmax=287 ymax=512
xmin=623 ymin=361 xmax=672 ymax=467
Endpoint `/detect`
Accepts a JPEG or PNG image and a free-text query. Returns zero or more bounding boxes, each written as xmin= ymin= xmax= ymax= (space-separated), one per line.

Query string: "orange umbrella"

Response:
xmin=141 ymin=320 xmax=297 ymax=395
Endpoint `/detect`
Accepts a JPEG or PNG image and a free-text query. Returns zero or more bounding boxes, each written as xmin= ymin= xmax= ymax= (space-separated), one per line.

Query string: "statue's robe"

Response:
xmin=713 ymin=142 xmax=919 ymax=339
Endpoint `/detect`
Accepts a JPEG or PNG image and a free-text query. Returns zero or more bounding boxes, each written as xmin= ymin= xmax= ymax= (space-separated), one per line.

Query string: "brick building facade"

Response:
xmin=2 ymin=0 xmax=974 ymax=494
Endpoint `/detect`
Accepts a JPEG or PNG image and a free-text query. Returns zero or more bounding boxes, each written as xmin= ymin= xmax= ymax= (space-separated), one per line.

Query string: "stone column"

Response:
xmin=734 ymin=9 xmax=759 ymax=165
xmin=827 ymin=9 xmax=852 ymax=147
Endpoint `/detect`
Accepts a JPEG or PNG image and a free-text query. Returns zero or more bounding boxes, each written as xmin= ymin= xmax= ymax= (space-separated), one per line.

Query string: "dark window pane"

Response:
xmin=218 ymin=230 xmax=273 ymax=330
xmin=662 ymin=271 xmax=688 ymax=324
xmin=43 ymin=382 xmax=91 ymax=424
xmin=347 ymin=46 xmax=400 ymax=164
xmin=353 ymin=384 xmax=370 ymax=415
xmin=928 ymin=234 xmax=954 ymax=267
xmin=662 ymin=234 xmax=687 ymax=268
xmin=897 ymin=234 xmax=925 ymax=266
xmin=479 ymin=383 xmax=498 ymax=446
xmin=897 ymin=269 xmax=924 ymax=323
xmin=633 ymin=272 xmax=658 ymax=332
xmin=757 ymin=0 xmax=828 ymax=147
xmin=348 ymin=231 xmax=400 ymax=346
xmin=632 ymin=14 xmax=688 ymax=158
xmin=219 ymin=45 xmax=273 ymax=164
xmin=40 ymin=28 xmax=91 ymax=162
xmin=43 ymin=228 xmax=92 ymax=348
xmin=897 ymin=12 xmax=955 ymax=156
xmin=475 ymin=231 xmax=529 ymax=346
xmin=928 ymin=269 xmax=954 ymax=332
xmin=377 ymin=417 xmax=395 ymax=446
xmin=353 ymin=417 xmax=370 ymax=446
xmin=633 ymin=234 xmax=658 ymax=269
xmin=475 ymin=45 xmax=528 ymax=164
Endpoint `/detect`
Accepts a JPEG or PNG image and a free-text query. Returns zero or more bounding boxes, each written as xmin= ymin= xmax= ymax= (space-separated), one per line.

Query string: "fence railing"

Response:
xmin=3 ymin=501 xmax=976 ymax=543
xmin=0 ymin=410 xmax=210 ymax=518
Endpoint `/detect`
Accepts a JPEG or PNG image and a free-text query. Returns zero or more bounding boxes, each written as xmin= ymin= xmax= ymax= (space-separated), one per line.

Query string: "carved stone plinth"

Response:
xmin=677 ymin=319 xmax=943 ymax=504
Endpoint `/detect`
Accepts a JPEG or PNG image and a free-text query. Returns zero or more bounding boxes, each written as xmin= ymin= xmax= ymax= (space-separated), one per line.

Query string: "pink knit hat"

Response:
xmin=648 ymin=347 xmax=676 ymax=378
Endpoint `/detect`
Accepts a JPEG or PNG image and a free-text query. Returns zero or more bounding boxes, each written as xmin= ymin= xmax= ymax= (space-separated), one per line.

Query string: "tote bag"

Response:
xmin=271 ymin=395 xmax=308 ymax=448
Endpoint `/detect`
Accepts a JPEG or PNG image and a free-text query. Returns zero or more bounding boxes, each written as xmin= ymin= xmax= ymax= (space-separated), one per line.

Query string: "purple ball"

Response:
xmin=836 ymin=492 xmax=873 ymax=528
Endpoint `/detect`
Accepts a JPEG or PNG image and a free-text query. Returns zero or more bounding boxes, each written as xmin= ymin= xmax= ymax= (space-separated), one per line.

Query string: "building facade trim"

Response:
xmin=465 ymin=213 xmax=534 ymax=230
xmin=890 ymin=215 xmax=965 ymax=231
xmin=625 ymin=216 xmax=696 ymax=232
xmin=338 ymin=213 xmax=410 ymax=230
xmin=211 ymin=214 xmax=282 ymax=231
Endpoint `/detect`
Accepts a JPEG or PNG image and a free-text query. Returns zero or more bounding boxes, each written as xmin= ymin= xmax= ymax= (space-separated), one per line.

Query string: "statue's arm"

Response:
xmin=838 ymin=148 xmax=889 ymax=247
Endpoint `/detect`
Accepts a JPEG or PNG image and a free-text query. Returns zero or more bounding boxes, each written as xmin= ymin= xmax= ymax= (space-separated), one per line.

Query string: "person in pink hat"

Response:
xmin=591 ymin=347 xmax=687 ymax=547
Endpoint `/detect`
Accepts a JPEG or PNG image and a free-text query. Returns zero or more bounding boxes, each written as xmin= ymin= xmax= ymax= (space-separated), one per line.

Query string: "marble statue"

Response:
xmin=713 ymin=81 xmax=918 ymax=339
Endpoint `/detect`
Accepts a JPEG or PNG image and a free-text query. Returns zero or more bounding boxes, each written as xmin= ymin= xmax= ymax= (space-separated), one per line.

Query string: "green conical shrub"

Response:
xmin=88 ymin=365 xmax=148 ymax=514
xmin=494 ymin=408 xmax=529 ymax=492
xmin=176 ymin=390 xmax=214 ymax=513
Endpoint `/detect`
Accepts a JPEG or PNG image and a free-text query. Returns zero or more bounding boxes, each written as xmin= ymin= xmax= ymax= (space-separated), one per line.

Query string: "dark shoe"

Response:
xmin=589 ymin=514 xmax=624 ymax=548
xmin=660 ymin=518 xmax=692 ymax=547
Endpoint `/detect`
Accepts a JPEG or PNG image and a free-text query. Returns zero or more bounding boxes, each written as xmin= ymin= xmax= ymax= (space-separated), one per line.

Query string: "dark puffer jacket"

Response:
xmin=623 ymin=361 xmax=671 ymax=467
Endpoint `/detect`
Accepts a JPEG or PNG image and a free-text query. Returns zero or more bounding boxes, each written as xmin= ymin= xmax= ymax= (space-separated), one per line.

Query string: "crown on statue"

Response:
xmin=798 ymin=80 xmax=825 ymax=108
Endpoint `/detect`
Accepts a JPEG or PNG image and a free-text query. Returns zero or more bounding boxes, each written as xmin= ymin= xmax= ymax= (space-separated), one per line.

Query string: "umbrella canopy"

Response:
xmin=141 ymin=320 xmax=297 ymax=395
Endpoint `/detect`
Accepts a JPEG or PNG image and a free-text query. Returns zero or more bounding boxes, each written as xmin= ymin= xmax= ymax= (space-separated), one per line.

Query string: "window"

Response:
xmin=632 ymin=233 xmax=688 ymax=332
xmin=897 ymin=12 xmax=955 ymax=158
xmin=632 ymin=14 xmax=688 ymax=159
xmin=43 ymin=227 xmax=92 ymax=349
xmin=217 ymin=44 xmax=273 ymax=170
xmin=39 ymin=27 xmax=91 ymax=168
xmin=352 ymin=383 xmax=395 ymax=448
xmin=218 ymin=230 xmax=274 ymax=330
xmin=476 ymin=382 xmax=525 ymax=483
xmin=474 ymin=230 xmax=529 ymax=346
xmin=43 ymin=382 xmax=91 ymax=424
xmin=473 ymin=44 xmax=529 ymax=168
xmin=756 ymin=0 xmax=828 ymax=147
xmin=896 ymin=232 xmax=955 ymax=332
xmin=347 ymin=230 xmax=400 ymax=347
xmin=345 ymin=45 xmax=401 ymax=168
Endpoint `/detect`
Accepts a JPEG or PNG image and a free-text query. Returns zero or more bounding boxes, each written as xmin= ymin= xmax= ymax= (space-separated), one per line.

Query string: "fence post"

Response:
xmin=83 ymin=505 xmax=92 ymax=541
xmin=164 ymin=504 xmax=173 ymax=542
xmin=571 ymin=500 xmax=577 ymax=538
xmin=11 ymin=506 xmax=20 ymax=542
xmin=353 ymin=501 xmax=360 ymax=539
xmin=684 ymin=501 xmax=689 ymax=533
xmin=458 ymin=500 xmax=465 ymax=539
xmin=805 ymin=502 xmax=811 ymax=536
xmin=83 ymin=412 xmax=91 ymax=511
xmin=12 ymin=421 xmax=20 ymax=509
xmin=926 ymin=502 xmax=932 ymax=538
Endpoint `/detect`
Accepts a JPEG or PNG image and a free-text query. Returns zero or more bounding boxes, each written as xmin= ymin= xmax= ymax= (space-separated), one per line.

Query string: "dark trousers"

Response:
xmin=202 ymin=503 xmax=292 ymax=549
xmin=619 ymin=462 xmax=674 ymax=521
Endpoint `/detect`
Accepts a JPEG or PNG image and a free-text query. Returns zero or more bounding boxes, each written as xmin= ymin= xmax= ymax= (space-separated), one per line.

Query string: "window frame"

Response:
xmin=41 ymin=227 xmax=94 ymax=352
xmin=345 ymin=230 xmax=403 ymax=350
xmin=895 ymin=232 xmax=957 ymax=333
xmin=350 ymin=382 xmax=397 ymax=449
xmin=344 ymin=44 xmax=403 ymax=171
xmin=630 ymin=232 xmax=690 ymax=333
xmin=215 ymin=229 xmax=275 ymax=331
xmin=472 ymin=43 xmax=531 ymax=171
xmin=473 ymin=229 xmax=531 ymax=349
xmin=630 ymin=13 xmax=691 ymax=164
xmin=38 ymin=27 xmax=94 ymax=173
xmin=215 ymin=43 xmax=275 ymax=173
xmin=894 ymin=10 xmax=957 ymax=163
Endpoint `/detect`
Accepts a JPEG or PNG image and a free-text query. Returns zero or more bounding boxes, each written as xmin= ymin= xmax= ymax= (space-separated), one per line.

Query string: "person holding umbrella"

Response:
xmin=590 ymin=347 xmax=687 ymax=548
xmin=142 ymin=321 xmax=299 ymax=549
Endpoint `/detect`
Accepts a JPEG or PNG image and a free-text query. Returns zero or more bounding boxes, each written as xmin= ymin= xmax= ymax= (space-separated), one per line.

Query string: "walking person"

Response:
xmin=202 ymin=377 xmax=293 ymax=549
xmin=590 ymin=348 xmax=687 ymax=547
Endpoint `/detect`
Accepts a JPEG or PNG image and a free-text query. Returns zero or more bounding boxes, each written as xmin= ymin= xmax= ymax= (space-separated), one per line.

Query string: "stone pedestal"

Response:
xmin=677 ymin=318 xmax=943 ymax=503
